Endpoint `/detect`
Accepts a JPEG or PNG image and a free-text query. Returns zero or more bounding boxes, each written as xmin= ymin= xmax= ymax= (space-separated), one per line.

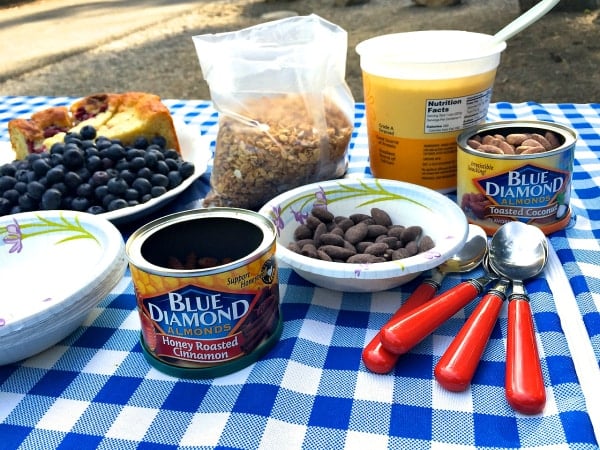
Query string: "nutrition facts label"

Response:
xmin=424 ymin=88 xmax=493 ymax=134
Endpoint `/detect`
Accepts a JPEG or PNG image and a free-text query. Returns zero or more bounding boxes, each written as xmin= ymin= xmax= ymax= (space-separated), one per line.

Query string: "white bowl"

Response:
xmin=258 ymin=178 xmax=469 ymax=292
xmin=0 ymin=210 xmax=126 ymax=365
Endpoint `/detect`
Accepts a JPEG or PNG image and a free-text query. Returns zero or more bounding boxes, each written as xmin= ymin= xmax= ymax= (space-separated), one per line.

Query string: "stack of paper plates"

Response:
xmin=0 ymin=210 xmax=127 ymax=365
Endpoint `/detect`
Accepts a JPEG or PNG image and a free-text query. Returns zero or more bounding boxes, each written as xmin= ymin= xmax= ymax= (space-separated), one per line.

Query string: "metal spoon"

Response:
xmin=362 ymin=225 xmax=487 ymax=374
xmin=434 ymin=254 xmax=510 ymax=392
xmin=488 ymin=221 xmax=549 ymax=415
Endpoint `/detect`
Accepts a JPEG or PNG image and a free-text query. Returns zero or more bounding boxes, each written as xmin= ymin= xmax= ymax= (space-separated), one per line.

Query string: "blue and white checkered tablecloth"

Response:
xmin=0 ymin=97 xmax=599 ymax=449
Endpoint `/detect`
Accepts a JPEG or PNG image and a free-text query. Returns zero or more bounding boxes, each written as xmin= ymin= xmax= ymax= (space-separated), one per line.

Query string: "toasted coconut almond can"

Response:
xmin=126 ymin=208 xmax=282 ymax=378
xmin=457 ymin=120 xmax=576 ymax=236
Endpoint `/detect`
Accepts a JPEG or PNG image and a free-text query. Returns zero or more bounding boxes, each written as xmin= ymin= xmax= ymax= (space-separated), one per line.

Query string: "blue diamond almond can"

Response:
xmin=125 ymin=208 xmax=282 ymax=378
xmin=457 ymin=120 xmax=576 ymax=236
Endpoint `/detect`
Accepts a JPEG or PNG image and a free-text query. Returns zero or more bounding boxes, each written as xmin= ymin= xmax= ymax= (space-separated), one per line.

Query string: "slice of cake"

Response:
xmin=8 ymin=92 xmax=181 ymax=160
xmin=8 ymin=106 xmax=73 ymax=159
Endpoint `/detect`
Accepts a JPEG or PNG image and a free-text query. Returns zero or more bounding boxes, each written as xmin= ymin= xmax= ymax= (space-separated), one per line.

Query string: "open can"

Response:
xmin=126 ymin=208 xmax=282 ymax=378
xmin=457 ymin=120 xmax=576 ymax=236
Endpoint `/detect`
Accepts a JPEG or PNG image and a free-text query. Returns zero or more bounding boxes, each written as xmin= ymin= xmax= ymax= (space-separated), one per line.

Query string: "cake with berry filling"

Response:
xmin=8 ymin=92 xmax=180 ymax=160
xmin=8 ymin=106 xmax=73 ymax=159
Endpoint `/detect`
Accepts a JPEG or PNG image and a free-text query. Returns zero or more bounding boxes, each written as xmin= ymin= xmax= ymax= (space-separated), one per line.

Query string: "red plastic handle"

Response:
xmin=434 ymin=289 xmax=505 ymax=391
xmin=380 ymin=279 xmax=489 ymax=355
xmin=506 ymin=298 xmax=546 ymax=414
xmin=362 ymin=281 xmax=439 ymax=374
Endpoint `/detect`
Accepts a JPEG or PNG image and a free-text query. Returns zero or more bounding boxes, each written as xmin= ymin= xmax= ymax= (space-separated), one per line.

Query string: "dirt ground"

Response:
xmin=1 ymin=0 xmax=599 ymax=104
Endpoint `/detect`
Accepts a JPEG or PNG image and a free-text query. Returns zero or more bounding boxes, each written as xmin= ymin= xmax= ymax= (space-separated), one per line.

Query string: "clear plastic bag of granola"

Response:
xmin=193 ymin=14 xmax=354 ymax=210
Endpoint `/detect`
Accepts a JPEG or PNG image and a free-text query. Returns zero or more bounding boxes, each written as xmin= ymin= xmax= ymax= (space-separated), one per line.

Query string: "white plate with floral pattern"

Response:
xmin=0 ymin=210 xmax=126 ymax=365
xmin=0 ymin=120 xmax=213 ymax=225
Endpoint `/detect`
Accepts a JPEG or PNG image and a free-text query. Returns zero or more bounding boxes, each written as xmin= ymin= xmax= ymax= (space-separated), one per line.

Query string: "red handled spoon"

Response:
xmin=488 ymin=222 xmax=549 ymax=415
xmin=362 ymin=225 xmax=487 ymax=373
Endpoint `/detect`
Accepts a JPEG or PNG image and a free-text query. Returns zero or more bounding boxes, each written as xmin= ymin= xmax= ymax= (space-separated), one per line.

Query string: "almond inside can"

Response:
xmin=125 ymin=207 xmax=282 ymax=378
xmin=457 ymin=120 xmax=576 ymax=236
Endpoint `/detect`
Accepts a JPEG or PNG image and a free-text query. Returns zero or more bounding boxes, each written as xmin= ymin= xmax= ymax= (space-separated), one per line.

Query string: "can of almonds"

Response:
xmin=457 ymin=120 xmax=577 ymax=236
xmin=126 ymin=208 xmax=282 ymax=378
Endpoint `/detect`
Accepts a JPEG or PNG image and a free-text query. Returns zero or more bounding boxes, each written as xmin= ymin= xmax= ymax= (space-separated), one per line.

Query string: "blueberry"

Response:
xmin=114 ymin=159 xmax=130 ymax=171
xmin=137 ymin=167 xmax=153 ymax=179
xmin=129 ymin=156 xmax=146 ymax=171
xmin=86 ymin=155 xmax=103 ymax=173
xmin=94 ymin=185 xmax=109 ymax=200
xmin=15 ymin=169 xmax=30 ymax=183
xmin=150 ymin=186 xmax=167 ymax=198
xmin=132 ymin=177 xmax=152 ymax=196
xmin=64 ymin=171 xmax=82 ymax=190
xmin=126 ymin=148 xmax=145 ymax=161
xmin=164 ymin=149 xmax=179 ymax=159
xmin=85 ymin=147 xmax=100 ymax=158
xmin=87 ymin=205 xmax=105 ymax=214
xmin=0 ymin=164 xmax=16 ymax=177
xmin=79 ymin=125 xmax=97 ymax=140
xmin=133 ymin=136 xmax=149 ymax=149
xmin=107 ymin=198 xmax=128 ymax=211
xmin=101 ymin=157 xmax=114 ymax=169
xmin=0 ymin=197 xmax=11 ymax=215
xmin=104 ymin=143 xmax=126 ymax=161
xmin=150 ymin=173 xmax=169 ymax=188
xmin=26 ymin=153 xmax=41 ymax=163
xmin=119 ymin=169 xmax=135 ymax=185
xmin=46 ymin=167 xmax=65 ymax=184
xmin=179 ymin=161 xmax=195 ymax=179
xmin=167 ymin=171 xmax=183 ymax=188
xmin=165 ymin=158 xmax=178 ymax=171
xmin=2 ymin=189 xmax=19 ymax=204
xmin=71 ymin=197 xmax=90 ymax=211
xmin=0 ymin=175 xmax=17 ymax=191
xmin=80 ymin=140 xmax=96 ymax=150
xmin=32 ymin=158 xmax=51 ymax=177
xmin=91 ymin=170 xmax=109 ymax=186
xmin=18 ymin=193 xmax=36 ymax=211
xmin=156 ymin=160 xmax=170 ymax=175
xmin=107 ymin=177 xmax=128 ymax=195
xmin=64 ymin=132 xmax=82 ymax=144
xmin=143 ymin=152 xmax=158 ymax=169
xmin=124 ymin=188 xmax=139 ymax=201
xmin=76 ymin=167 xmax=91 ymax=182
xmin=102 ymin=193 xmax=118 ymax=209
xmin=41 ymin=188 xmax=62 ymax=210
xmin=51 ymin=182 xmax=68 ymax=195
xmin=63 ymin=147 xmax=85 ymax=169
xmin=151 ymin=136 xmax=167 ymax=149
xmin=76 ymin=183 xmax=93 ymax=198
xmin=14 ymin=181 xmax=27 ymax=194
xmin=50 ymin=143 xmax=65 ymax=154
xmin=27 ymin=181 xmax=46 ymax=200
xmin=50 ymin=153 xmax=64 ymax=166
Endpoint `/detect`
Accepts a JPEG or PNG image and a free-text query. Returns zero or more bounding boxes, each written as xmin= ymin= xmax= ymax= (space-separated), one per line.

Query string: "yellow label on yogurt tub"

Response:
xmin=356 ymin=30 xmax=506 ymax=192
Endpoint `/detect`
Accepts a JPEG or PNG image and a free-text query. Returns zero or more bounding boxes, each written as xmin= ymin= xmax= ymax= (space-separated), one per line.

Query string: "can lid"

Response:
xmin=139 ymin=316 xmax=283 ymax=379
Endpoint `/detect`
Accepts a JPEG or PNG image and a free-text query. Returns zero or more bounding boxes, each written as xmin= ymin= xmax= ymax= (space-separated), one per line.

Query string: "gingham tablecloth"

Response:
xmin=0 ymin=97 xmax=599 ymax=450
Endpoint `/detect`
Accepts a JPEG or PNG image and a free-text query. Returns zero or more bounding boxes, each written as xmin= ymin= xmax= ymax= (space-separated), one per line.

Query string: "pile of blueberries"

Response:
xmin=0 ymin=125 xmax=195 ymax=216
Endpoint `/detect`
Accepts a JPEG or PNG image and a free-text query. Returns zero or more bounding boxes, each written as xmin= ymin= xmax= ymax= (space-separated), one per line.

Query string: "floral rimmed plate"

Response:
xmin=258 ymin=178 xmax=469 ymax=292
xmin=0 ymin=210 xmax=126 ymax=365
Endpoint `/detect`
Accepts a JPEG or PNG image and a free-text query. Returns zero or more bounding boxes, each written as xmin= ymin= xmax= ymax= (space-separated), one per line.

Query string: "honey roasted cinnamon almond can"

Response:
xmin=457 ymin=120 xmax=576 ymax=236
xmin=126 ymin=208 xmax=282 ymax=378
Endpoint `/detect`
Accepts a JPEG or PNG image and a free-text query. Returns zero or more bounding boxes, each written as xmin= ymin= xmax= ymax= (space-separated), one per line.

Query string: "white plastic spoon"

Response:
xmin=492 ymin=0 xmax=561 ymax=44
